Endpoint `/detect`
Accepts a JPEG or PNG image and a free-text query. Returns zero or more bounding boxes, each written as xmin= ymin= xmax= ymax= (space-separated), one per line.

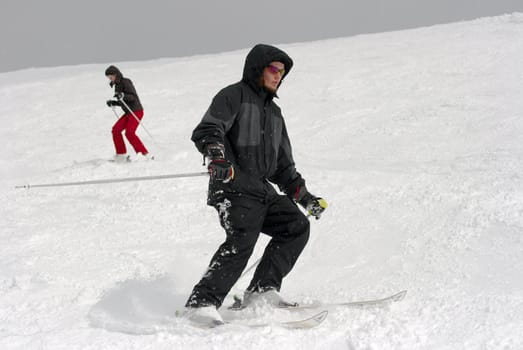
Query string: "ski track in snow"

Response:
xmin=1 ymin=14 xmax=523 ymax=350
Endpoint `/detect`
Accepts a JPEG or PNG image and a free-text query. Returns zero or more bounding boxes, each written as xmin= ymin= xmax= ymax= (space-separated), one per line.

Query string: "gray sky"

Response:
xmin=1 ymin=0 xmax=522 ymax=73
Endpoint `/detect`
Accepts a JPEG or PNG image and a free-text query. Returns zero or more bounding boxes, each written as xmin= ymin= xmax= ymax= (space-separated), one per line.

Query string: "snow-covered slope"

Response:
xmin=1 ymin=13 xmax=523 ymax=349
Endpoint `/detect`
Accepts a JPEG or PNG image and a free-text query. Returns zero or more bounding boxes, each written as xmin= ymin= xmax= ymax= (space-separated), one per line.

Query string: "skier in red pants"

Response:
xmin=105 ymin=65 xmax=151 ymax=162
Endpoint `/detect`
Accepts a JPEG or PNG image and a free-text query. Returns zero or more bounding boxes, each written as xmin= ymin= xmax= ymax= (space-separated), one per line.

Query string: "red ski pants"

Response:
xmin=112 ymin=110 xmax=148 ymax=155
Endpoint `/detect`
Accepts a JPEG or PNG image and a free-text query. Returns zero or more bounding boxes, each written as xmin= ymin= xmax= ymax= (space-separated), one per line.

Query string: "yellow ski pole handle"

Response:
xmin=318 ymin=198 xmax=328 ymax=209
xmin=307 ymin=198 xmax=328 ymax=218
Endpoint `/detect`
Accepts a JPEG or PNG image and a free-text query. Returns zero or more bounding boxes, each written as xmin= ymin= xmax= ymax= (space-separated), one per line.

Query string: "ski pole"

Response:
xmin=239 ymin=257 xmax=262 ymax=279
xmin=117 ymin=97 xmax=157 ymax=143
xmin=111 ymin=106 xmax=120 ymax=119
xmin=15 ymin=171 xmax=208 ymax=189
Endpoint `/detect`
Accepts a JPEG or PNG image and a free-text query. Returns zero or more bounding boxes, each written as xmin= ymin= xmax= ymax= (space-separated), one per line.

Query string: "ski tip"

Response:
xmin=393 ymin=290 xmax=408 ymax=302
xmin=314 ymin=310 xmax=328 ymax=323
xmin=280 ymin=310 xmax=329 ymax=329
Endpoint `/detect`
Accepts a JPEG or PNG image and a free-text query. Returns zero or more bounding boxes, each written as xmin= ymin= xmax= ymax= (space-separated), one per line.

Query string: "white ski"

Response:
xmin=186 ymin=310 xmax=328 ymax=330
xmin=240 ymin=310 xmax=328 ymax=329
xmin=284 ymin=290 xmax=407 ymax=311
xmin=229 ymin=290 xmax=407 ymax=311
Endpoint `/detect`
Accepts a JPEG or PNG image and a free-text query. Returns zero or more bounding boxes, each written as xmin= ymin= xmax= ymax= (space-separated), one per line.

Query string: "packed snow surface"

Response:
xmin=1 ymin=14 xmax=523 ymax=349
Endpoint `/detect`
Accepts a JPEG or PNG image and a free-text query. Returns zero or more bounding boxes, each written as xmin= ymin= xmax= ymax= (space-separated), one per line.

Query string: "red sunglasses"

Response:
xmin=267 ymin=65 xmax=285 ymax=76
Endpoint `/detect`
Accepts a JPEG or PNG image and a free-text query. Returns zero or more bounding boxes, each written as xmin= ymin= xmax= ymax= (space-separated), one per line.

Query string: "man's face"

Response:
xmin=107 ymin=74 xmax=117 ymax=83
xmin=262 ymin=61 xmax=285 ymax=93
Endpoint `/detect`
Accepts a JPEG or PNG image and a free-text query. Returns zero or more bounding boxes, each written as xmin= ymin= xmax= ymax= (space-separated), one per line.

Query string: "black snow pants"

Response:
xmin=185 ymin=194 xmax=310 ymax=308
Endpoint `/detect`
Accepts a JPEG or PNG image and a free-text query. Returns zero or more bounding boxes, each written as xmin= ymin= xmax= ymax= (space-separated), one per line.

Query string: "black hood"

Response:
xmin=105 ymin=65 xmax=123 ymax=86
xmin=242 ymin=44 xmax=293 ymax=94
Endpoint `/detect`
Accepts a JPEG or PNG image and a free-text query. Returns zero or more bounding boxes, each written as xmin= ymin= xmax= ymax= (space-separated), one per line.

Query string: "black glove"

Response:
xmin=298 ymin=192 xmax=328 ymax=220
xmin=106 ymin=100 xmax=119 ymax=107
xmin=205 ymin=143 xmax=234 ymax=183
xmin=205 ymin=143 xmax=225 ymax=159
xmin=114 ymin=92 xmax=124 ymax=100
xmin=208 ymin=159 xmax=235 ymax=183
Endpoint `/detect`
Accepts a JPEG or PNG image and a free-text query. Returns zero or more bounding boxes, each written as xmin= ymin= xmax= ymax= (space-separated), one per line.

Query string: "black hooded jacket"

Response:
xmin=105 ymin=65 xmax=143 ymax=114
xmin=191 ymin=44 xmax=307 ymax=204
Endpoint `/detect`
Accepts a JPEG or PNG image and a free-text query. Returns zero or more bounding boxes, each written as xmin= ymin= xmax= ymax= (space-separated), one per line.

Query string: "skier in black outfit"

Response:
xmin=185 ymin=44 xmax=327 ymax=324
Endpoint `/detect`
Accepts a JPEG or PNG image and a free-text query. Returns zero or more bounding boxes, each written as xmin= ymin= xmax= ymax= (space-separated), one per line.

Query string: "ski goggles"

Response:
xmin=267 ymin=65 xmax=285 ymax=76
